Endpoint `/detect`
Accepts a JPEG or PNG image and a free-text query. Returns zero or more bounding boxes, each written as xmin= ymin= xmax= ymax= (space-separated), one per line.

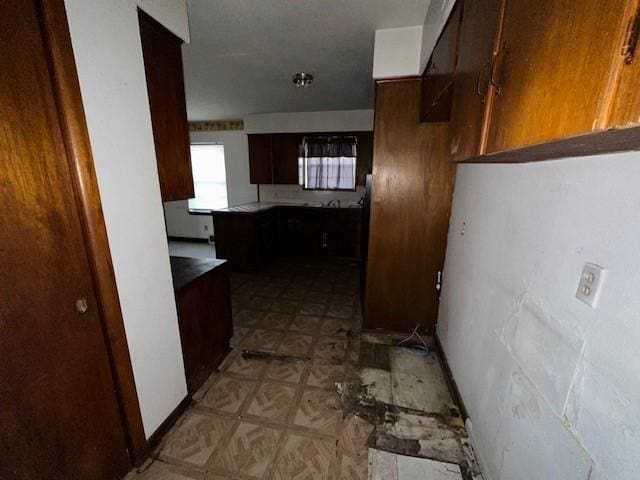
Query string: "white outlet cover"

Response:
xmin=576 ymin=263 xmax=606 ymax=308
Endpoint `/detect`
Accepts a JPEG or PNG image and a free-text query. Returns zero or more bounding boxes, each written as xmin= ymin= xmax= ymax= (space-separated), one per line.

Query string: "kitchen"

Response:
xmin=3 ymin=1 xmax=640 ymax=479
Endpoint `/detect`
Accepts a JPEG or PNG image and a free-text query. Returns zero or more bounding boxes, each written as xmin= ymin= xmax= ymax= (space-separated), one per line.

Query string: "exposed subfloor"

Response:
xmin=126 ymin=259 xmax=476 ymax=480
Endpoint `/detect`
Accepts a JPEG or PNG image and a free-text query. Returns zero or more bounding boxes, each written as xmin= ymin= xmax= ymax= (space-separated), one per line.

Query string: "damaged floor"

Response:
xmin=126 ymin=259 xmax=480 ymax=480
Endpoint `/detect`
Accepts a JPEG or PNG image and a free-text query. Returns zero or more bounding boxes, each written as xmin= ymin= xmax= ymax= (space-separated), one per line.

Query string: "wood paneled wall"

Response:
xmin=364 ymin=79 xmax=457 ymax=334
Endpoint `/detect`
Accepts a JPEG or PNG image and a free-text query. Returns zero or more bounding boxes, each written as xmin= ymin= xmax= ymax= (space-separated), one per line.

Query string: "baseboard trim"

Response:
xmin=167 ymin=236 xmax=210 ymax=243
xmin=434 ymin=333 xmax=469 ymax=421
xmin=147 ymin=395 xmax=192 ymax=450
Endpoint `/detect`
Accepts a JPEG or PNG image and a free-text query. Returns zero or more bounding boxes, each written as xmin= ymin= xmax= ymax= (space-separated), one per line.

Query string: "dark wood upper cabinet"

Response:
xmin=448 ymin=0 xmax=640 ymax=163
xmin=420 ymin=1 xmax=464 ymax=123
xmin=248 ymin=134 xmax=273 ymax=184
xmin=139 ymin=10 xmax=194 ymax=201
xmin=449 ymin=0 xmax=504 ymax=161
xmin=271 ymin=133 xmax=301 ymax=184
xmin=485 ymin=0 xmax=630 ymax=154
xmin=608 ymin=4 xmax=640 ymax=128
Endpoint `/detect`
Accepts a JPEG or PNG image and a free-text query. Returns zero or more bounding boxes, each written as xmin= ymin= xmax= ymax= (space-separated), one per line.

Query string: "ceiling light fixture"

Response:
xmin=292 ymin=72 xmax=314 ymax=88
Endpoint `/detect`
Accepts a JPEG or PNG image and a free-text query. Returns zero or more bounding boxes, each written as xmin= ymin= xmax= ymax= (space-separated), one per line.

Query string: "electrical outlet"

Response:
xmin=576 ymin=263 xmax=606 ymax=308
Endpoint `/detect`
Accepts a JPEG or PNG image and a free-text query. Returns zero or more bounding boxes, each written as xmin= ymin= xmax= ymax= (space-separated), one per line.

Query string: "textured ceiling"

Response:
xmin=183 ymin=0 xmax=430 ymax=121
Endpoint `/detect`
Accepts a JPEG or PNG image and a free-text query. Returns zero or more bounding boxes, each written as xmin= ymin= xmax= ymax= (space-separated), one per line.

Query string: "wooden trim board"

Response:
xmin=147 ymin=395 xmax=192 ymax=450
xmin=434 ymin=334 xmax=469 ymax=422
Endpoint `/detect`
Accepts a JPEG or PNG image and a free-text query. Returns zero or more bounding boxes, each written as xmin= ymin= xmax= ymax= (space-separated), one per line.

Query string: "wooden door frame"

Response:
xmin=38 ymin=0 xmax=148 ymax=465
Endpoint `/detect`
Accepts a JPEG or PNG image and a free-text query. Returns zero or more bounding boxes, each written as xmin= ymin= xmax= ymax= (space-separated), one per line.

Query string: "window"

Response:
xmin=188 ymin=144 xmax=228 ymax=209
xmin=298 ymin=136 xmax=357 ymax=190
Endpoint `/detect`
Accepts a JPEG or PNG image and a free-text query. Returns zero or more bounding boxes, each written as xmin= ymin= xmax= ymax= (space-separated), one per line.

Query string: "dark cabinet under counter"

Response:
xmin=211 ymin=204 xmax=362 ymax=272
xmin=170 ymin=256 xmax=233 ymax=394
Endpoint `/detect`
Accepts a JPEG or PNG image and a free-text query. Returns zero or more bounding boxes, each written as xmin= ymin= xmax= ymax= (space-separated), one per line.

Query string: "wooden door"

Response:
xmin=486 ymin=0 xmax=630 ymax=153
xmin=609 ymin=1 xmax=640 ymax=127
xmin=324 ymin=210 xmax=361 ymax=258
xmin=449 ymin=0 xmax=504 ymax=161
xmin=271 ymin=133 xmax=301 ymax=184
xmin=421 ymin=0 xmax=464 ymax=123
xmin=139 ymin=10 xmax=194 ymax=201
xmin=248 ymin=134 xmax=273 ymax=184
xmin=0 ymin=1 xmax=131 ymax=478
xmin=365 ymin=80 xmax=456 ymax=334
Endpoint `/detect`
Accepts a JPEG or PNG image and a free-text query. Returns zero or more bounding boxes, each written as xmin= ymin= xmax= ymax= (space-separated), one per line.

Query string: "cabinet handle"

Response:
xmin=476 ymin=60 xmax=492 ymax=102
xmin=622 ymin=7 xmax=640 ymax=65
xmin=490 ymin=41 xmax=507 ymax=96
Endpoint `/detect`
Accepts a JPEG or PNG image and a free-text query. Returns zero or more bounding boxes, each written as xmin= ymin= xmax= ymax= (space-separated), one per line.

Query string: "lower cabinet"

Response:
xmin=323 ymin=209 xmax=361 ymax=258
xmin=214 ymin=207 xmax=362 ymax=271
xmin=277 ymin=207 xmax=361 ymax=260
xmin=212 ymin=211 xmax=276 ymax=271
xmin=171 ymin=257 xmax=233 ymax=394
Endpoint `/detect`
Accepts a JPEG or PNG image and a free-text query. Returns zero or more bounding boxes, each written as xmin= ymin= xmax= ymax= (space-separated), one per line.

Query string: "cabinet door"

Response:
xmin=449 ymin=0 xmax=504 ymax=161
xmin=139 ymin=11 xmax=194 ymax=201
xmin=324 ymin=210 xmax=361 ymax=258
xmin=256 ymin=211 xmax=276 ymax=267
xmin=271 ymin=133 xmax=301 ymax=184
xmin=301 ymin=209 xmax=324 ymax=257
xmin=356 ymin=132 xmax=373 ymax=186
xmin=421 ymin=1 xmax=464 ymax=123
xmin=277 ymin=208 xmax=306 ymax=257
xmin=486 ymin=0 xmax=630 ymax=153
xmin=248 ymin=134 xmax=273 ymax=184
xmin=609 ymin=3 xmax=640 ymax=127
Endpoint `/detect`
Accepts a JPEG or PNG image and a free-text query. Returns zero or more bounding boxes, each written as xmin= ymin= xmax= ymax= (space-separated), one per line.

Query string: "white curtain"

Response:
xmin=301 ymin=136 xmax=357 ymax=190
xmin=305 ymin=156 xmax=356 ymax=190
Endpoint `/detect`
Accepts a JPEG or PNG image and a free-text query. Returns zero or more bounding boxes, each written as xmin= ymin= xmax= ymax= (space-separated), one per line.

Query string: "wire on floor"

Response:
xmin=397 ymin=324 xmax=431 ymax=357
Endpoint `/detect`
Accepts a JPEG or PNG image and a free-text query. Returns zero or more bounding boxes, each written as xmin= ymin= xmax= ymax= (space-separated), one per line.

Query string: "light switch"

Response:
xmin=576 ymin=263 xmax=606 ymax=308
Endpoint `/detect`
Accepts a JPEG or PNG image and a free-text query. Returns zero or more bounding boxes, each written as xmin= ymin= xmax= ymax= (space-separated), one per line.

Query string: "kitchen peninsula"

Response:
xmin=192 ymin=202 xmax=363 ymax=271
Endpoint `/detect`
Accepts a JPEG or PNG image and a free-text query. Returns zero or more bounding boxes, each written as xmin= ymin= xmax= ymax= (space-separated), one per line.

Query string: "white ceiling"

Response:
xmin=183 ymin=0 xmax=430 ymax=121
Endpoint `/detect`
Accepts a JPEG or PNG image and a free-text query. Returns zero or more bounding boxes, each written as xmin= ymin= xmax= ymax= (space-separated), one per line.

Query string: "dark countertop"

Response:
xmin=189 ymin=201 xmax=363 ymax=216
xmin=170 ymin=256 xmax=226 ymax=291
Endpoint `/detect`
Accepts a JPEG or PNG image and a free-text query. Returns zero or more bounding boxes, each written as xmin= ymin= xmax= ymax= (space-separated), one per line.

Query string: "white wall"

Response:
xmin=372 ymin=0 xmax=456 ymax=79
xmin=164 ymin=201 xmax=213 ymax=239
xmin=372 ymin=26 xmax=424 ymax=79
xmin=137 ymin=0 xmax=190 ymax=41
xmin=419 ymin=0 xmax=457 ymax=72
xmin=244 ymin=109 xmax=374 ymax=134
xmin=437 ymin=151 xmax=640 ymax=480
xmin=258 ymin=184 xmax=365 ymax=206
xmin=65 ymin=0 xmax=189 ymax=437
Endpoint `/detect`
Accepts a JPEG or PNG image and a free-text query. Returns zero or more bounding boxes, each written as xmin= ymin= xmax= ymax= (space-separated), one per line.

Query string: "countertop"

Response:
xmin=170 ymin=256 xmax=227 ymax=291
xmin=189 ymin=202 xmax=363 ymax=216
